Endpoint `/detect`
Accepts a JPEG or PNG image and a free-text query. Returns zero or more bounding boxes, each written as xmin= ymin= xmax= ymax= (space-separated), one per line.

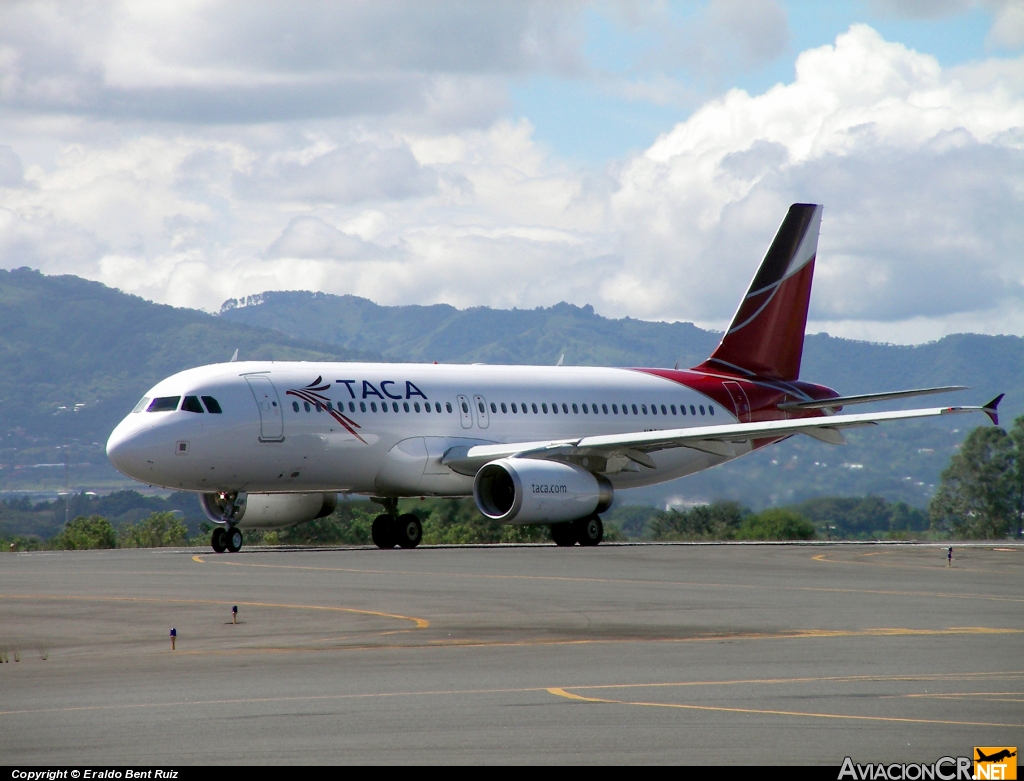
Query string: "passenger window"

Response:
xmin=642 ymin=404 xmax=648 ymax=415
xmin=681 ymin=405 xmax=687 ymax=415
xmin=511 ymin=403 xmax=517 ymax=413
xmin=371 ymin=402 xmax=378 ymax=412
xmin=562 ymin=403 xmax=569 ymax=414
xmin=360 ymin=402 xmax=366 ymax=412
xmin=490 ymin=402 xmax=497 ymax=413
xmin=181 ymin=395 xmax=204 ymax=413
xmin=574 ymin=403 xmax=580 ymax=414
xmin=671 ymin=405 xmax=677 ymax=415
xmin=292 ymin=401 xmax=300 ymax=412
xmin=700 ymin=405 xmax=705 ymax=415
xmin=349 ymin=401 xmax=356 ymax=413
xmin=709 ymin=405 xmax=714 ymax=415
xmin=403 ymin=402 xmax=410 ymax=412
xmin=146 ymin=396 xmax=181 ymax=412
xmin=438 ymin=402 xmax=444 ymax=413
xmin=423 ymin=402 xmax=429 ymax=413
xmin=381 ymin=403 xmax=387 ymax=413
xmin=690 ymin=405 xmax=696 ymax=415
xmin=581 ymin=404 xmax=588 ymax=414
xmin=661 ymin=405 xmax=667 ymax=415
xmin=541 ymin=403 xmax=547 ymax=413
xmin=612 ymin=404 xmax=618 ymax=414
xmin=304 ymin=402 xmax=311 ymax=412
xmin=651 ymin=404 xmax=657 ymax=415
xmin=391 ymin=402 xmax=397 ymax=412
xmin=132 ymin=397 xmax=150 ymax=413
xmin=551 ymin=403 xmax=558 ymax=414
xmin=532 ymin=403 xmax=538 ymax=413
xmin=501 ymin=403 xmax=507 ymax=413
xmin=460 ymin=402 xmax=467 ymax=413
xmin=632 ymin=404 xmax=638 ymax=415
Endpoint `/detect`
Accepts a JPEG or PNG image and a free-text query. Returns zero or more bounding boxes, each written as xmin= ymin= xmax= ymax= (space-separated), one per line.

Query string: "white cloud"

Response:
xmin=0 ymin=2 xmax=584 ymax=128
xmin=606 ymin=24 xmax=1024 ymax=337
xmin=2 ymin=15 xmax=1024 ymax=345
xmin=988 ymin=0 xmax=1024 ymax=49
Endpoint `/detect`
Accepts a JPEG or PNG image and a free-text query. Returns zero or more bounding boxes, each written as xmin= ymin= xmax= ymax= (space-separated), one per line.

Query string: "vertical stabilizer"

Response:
xmin=699 ymin=203 xmax=822 ymax=381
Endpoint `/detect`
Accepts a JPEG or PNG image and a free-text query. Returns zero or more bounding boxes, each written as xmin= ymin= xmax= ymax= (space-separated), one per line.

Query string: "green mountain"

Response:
xmin=219 ymin=291 xmax=1023 ymax=411
xmin=0 ymin=268 xmax=369 ymax=493
xmin=2 ymin=271 xmax=1021 ymax=514
xmin=220 ymin=290 xmax=1024 ymax=508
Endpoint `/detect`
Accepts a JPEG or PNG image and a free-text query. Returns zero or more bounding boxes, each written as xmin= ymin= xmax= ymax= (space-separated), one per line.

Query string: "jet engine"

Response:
xmin=473 ymin=458 xmax=612 ymax=524
xmin=200 ymin=492 xmax=338 ymax=529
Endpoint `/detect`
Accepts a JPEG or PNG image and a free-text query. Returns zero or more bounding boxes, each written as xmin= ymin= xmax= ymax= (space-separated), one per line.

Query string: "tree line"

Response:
xmin=4 ymin=416 xmax=1022 ymax=551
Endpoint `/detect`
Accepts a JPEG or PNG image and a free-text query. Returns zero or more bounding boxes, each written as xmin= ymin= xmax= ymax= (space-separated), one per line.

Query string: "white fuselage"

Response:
xmin=106 ymin=361 xmax=747 ymax=499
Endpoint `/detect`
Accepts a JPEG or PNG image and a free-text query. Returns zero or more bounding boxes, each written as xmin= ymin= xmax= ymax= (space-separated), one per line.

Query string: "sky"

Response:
xmin=1 ymin=1 xmax=1024 ymax=345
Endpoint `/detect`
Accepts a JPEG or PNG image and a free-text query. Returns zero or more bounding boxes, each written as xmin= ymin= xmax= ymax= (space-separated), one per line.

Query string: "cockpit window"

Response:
xmin=201 ymin=396 xmax=222 ymax=414
xmin=147 ymin=396 xmax=181 ymax=412
xmin=132 ymin=397 xmax=150 ymax=413
xmin=181 ymin=396 xmax=204 ymax=413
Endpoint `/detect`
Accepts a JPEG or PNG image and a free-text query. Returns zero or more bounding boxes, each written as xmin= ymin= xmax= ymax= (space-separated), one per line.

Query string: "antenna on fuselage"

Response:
xmin=230 ymin=349 xmax=238 ymax=362
xmin=556 ymin=354 xmax=564 ymax=367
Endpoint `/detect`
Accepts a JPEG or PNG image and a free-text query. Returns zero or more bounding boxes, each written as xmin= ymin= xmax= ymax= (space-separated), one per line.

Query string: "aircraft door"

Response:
xmin=245 ymin=375 xmax=285 ymax=441
xmin=473 ymin=395 xmax=490 ymax=429
xmin=456 ymin=395 xmax=473 ymax=429
xmin=723 ymin=381 xmax=751 ymax=423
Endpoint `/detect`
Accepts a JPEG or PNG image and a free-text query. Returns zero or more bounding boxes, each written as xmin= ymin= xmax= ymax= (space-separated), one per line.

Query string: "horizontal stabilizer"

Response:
xmin=778 ymin=386 xmax=968 ymax=411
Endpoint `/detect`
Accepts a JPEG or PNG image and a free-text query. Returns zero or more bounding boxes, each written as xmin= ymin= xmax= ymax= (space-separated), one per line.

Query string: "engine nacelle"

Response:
xmin=473 ymin=458 xmax=612 ymax=524
xmin=200 ymin=492 xmax=338 ymax=529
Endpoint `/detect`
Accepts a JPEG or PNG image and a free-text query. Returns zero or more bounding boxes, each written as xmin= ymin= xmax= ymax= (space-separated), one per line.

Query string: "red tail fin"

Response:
xmin=698 ymin=203 xmax=822 ymax=381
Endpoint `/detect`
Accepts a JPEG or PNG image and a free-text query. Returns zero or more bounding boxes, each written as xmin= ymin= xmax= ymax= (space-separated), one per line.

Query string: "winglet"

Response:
xmin=230 ymin=348 xmax=239 ymax=362
xmin=983 ymin=393 xmax=1004 ymax=425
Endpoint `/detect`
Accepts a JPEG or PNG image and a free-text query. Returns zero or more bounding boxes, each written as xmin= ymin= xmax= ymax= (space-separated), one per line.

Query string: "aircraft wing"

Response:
xmin=442 ymin=397 xmax=1002 ymax=475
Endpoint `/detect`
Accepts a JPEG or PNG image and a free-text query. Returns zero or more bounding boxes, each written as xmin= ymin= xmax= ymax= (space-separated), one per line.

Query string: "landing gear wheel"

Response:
xmin=211 ymin=527 xmax=227 ymax=553
xmin=550 ymin=522 xmax=577 ymax=547
xmin=575 ymin=515 xmax=603 ymax=547
xmin=372 ymin=514 xmax=397 ymax=549
xmin=225 ymin=526 xmax=243 ymax=553
xmin=395 ymin=514 xmax=423 ymax=549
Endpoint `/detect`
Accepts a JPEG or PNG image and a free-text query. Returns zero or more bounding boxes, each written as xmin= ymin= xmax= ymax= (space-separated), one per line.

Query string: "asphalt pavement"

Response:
xmin=1 ymin=542 xmax=1021 ymax=764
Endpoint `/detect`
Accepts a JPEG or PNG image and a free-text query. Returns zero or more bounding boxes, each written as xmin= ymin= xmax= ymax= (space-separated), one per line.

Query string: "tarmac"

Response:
xmin=0 ymin=542 xmax=1021 ymax=765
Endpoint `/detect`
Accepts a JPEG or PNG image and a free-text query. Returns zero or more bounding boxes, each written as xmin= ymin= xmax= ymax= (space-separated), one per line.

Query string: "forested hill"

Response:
xmin=0 ymin=269 xmax=367 ymax=487
xmin=3 ymin=271 xmax=1023 ymax=509
xmin=220 ymin=290 xmax=1024 ymax=419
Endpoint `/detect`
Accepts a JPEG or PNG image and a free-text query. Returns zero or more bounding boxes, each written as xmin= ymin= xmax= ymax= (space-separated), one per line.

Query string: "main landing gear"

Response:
xmin=370 ymin=498 xmax=422 ymax=549
xmin=211 ymin=526 xmax=243 ymax=553
xmin=550 ymin=515 xmax=603 ymax=547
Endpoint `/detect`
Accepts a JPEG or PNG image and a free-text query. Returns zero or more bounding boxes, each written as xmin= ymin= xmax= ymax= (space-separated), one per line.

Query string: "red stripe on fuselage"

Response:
xmin=632 ymin=367 xmax=842 ymax=450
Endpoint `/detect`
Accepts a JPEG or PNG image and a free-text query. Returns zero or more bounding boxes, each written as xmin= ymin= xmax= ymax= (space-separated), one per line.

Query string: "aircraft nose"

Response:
xmin=106 ymin=418 xmax=155 ymax=479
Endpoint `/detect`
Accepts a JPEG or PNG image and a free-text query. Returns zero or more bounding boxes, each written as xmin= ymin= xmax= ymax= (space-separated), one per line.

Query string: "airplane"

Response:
xmin=105 ymin=203 xmax=1002 ymax=553
xmin=976 ymin=750 xmax=1016 ymax=763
